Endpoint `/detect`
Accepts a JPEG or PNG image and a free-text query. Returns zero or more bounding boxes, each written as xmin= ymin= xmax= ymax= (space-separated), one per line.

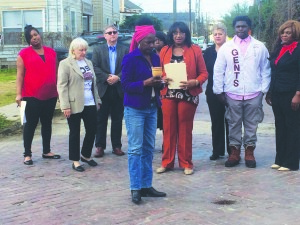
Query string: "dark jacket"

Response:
xmin=269 ymin=43 xmax=300 ymax=93
xmin=203 ymin=45 xmax=217 ymax=95
xmin=121 ymin=48 xmax=161 ymax=109
xmin=92 ymin=43 xmax=129 ymax=98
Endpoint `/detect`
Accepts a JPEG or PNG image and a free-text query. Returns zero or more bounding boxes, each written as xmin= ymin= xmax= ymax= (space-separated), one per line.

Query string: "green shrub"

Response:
xmin=0 ymin=114 xmax=14 ymax=130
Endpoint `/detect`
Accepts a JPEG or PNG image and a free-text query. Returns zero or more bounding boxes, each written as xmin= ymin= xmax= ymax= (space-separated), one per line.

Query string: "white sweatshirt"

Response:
xmin=213 ymin=36 xmax=271 ymax=95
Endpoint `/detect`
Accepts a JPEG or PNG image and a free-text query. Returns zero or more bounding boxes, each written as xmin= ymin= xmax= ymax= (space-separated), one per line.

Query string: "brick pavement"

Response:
xmin=0 ymin=94 xmax=299 ymax=225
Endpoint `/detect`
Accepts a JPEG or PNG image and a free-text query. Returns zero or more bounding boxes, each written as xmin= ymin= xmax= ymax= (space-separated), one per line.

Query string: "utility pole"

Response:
xmin=195 ymin=0 xmax=200 ymax=36
xmin=288 ymin=0 xmax=293 ymax=19
xmin=173 ymin=0 xmax=177 ymax=23
xmin=189 ymin=0 xmax=192 ymax=32
xmin=258 ymin=0 xmax=261 ymax=39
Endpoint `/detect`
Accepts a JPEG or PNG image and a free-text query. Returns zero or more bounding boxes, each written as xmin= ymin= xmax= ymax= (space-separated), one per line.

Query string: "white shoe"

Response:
xmin=184 ymin=168 xmax=194 ymax=175
xmin=270 ymin=164 xmax=280 ymax=169
xmin=156 ymin=167 xmax=167 ymax=174
xmin=278 ymin=167 xmax=290 ymax=171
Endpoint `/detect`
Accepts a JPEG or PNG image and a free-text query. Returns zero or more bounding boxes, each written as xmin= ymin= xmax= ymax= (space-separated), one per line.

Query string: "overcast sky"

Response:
xmin=131 ymin=0 xmax=254 ymax=20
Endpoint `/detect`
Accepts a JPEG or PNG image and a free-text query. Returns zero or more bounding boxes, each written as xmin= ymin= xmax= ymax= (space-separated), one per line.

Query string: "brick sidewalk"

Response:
xmin=0 ymin=96 xmax=299 ymax=225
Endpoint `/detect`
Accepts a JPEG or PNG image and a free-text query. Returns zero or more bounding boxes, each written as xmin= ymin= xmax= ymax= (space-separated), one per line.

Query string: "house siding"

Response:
xmin=92 ymin=0 xmax=119 ymax=31
xmin=0 ymin=0 xmax=84 ymax=32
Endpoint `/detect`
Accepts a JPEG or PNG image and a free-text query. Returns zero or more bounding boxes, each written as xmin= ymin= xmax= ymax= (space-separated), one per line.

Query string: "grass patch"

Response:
xmin=0 ymin=114 xmax=14 ymax=130
xmin=0 ymin=69 xmax=16 ymax=107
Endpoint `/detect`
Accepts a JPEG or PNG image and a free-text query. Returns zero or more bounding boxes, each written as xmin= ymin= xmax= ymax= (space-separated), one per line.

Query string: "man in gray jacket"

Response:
xmin=92 ymin=25 xmax=129 ymax=157
xmin=213 ymin=16 xmax=271 ymax=168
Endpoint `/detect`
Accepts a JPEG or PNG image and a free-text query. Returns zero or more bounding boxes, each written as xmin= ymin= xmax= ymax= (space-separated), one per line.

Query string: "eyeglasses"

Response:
xmin=173 ymin=32 xmax=185 ymax=36
xmin=105 ymin=31 xmax=118 ymax=35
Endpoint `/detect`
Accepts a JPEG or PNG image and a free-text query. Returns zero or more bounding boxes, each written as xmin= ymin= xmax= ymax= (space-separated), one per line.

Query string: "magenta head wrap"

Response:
xmin=129 ymin=25 xmax=156 ymax=52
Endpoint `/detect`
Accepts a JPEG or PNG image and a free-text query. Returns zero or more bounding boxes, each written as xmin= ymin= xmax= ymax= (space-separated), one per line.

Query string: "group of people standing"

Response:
xmin=16 ymin=15 xmax=300 ymax=205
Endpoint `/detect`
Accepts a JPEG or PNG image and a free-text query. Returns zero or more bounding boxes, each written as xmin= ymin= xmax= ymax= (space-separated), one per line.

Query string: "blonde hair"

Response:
xmin=278 ymin=20 xmax=300 ymax=42
xmin=212 ymin=23 xmax=227 ymax=35
xmin=68 ymin=37 xmax=88 ymax=58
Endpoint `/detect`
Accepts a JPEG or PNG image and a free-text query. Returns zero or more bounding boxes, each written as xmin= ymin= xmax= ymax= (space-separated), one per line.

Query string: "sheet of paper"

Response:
xmin=20 ymin=101 xmax=26 ymax=124
xmin=164 ymin=63 xmax=187 ymax=89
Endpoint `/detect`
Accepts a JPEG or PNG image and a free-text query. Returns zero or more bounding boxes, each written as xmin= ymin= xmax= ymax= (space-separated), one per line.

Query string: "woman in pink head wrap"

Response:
xmin=121 ymin=17 xmax=167 ymax=204
xmin=129 ymin=25 xmax=156 ymax=52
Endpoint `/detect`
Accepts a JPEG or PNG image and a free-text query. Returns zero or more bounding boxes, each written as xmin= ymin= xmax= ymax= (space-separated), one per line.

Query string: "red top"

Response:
xmin=19 ymin=46 xmax=58 ymax=100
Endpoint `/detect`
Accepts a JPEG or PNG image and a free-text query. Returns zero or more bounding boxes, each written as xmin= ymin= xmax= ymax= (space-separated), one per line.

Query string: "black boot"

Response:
xmin=141 ymin=187 xmax=166 ymax=197
xmin=131 ymin=190 xmax=141 ymax=204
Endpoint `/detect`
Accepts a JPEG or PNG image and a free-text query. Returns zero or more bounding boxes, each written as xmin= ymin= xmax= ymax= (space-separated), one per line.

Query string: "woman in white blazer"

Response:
xmin=57 ymin=38 xmax=101 ymax=172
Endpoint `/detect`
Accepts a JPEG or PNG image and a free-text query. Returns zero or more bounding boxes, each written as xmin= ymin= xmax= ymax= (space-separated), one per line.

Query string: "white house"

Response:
xmin=0 ymin=0 xmax=120 ymax=68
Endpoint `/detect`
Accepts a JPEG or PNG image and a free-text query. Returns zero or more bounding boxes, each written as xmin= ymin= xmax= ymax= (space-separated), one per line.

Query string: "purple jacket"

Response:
xmin=121 ymin=48 xmax=161 ymax=109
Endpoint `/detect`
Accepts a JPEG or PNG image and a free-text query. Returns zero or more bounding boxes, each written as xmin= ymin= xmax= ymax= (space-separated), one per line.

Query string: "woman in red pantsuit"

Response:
xmin=156 ymin=22 xmax=208 ymax=175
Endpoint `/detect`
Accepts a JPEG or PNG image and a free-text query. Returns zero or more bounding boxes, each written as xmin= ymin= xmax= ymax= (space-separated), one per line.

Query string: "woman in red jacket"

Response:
xmin=156 ymin=22 xmax=208 ymax=175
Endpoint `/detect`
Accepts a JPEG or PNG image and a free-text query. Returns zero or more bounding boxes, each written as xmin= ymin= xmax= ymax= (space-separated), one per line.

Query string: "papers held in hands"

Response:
xmin=164 ymin=63 xmax=187 ymax=89
xmin=20 ymin=101 xmax=27 ymax=124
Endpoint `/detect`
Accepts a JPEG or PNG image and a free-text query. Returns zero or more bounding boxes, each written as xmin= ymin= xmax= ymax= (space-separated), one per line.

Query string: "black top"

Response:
xmin=269 ymin=44 xmax=300 ymax=93
xmin=203 ymin=45 xmax=217 ymax=95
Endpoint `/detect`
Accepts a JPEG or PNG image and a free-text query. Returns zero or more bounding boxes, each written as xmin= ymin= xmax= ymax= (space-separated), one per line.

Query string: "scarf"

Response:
xmin=275 ymin=41 xmax=298 ymax=65
xmin=129 ymin=25 xmax=156 ymax=52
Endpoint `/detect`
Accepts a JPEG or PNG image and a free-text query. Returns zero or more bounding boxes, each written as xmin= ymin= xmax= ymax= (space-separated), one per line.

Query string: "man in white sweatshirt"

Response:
xmin=213 ymin=16 xmax=271 ymax=168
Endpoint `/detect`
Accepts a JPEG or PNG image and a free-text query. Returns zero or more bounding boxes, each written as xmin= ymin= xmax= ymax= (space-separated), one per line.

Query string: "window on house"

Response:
xmin=71 ymin=11 xmax=76 ymax=34
xmin=106 ymin=18 xmax=110 ymax=25
xmin=2 ymin=10 xmax=42 ymax=45
xmin=82 ymin=16 xmax=88 ymax=33
xmin=24 ymin=11 xmax=43 ymax=30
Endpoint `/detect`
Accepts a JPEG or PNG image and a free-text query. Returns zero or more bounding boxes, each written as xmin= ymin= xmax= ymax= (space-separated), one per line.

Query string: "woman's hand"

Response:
xmin=265 ymin=92 xmax=272 ymax=106
xmin=179 ymin=79 xmax=199 ymax=90
xmin=162 ymin=77 xmax=173 ymax=85
xmin=291 ymin=91 xmax=300 ymax=111
xmin=143 ymin=76 xmax=162 ymax=88
xmin=63 ymin=109 xmax=71 ymax=118
xmin=16 ymin=94 xmax=22 ymax=107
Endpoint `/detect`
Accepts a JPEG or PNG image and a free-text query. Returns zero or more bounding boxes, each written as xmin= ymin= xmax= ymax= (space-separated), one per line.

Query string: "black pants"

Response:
xmin=23 ymin=97 xmax=57 ymax=157
xmin=95 ymin=86 xmax=124 ymax=149
xmin=206 ymin=93 xmax=230 ymax=156
xmin=67 ymin=105 xmax=97 ymax=161
xmin=272 ymin=92 xmax=300 ymax=170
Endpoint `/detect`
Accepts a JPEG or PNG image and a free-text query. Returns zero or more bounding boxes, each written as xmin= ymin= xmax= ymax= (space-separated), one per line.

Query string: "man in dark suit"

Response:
xmin=92 ymin=25 xmax=129 ymax=157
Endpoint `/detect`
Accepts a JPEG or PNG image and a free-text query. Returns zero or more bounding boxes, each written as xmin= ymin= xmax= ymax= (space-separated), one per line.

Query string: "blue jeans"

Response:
xmin=124 ymin=104 xmax=157 ymax=190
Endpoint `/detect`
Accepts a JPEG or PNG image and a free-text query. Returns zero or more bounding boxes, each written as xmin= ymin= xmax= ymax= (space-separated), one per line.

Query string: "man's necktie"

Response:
xmin=109 ymin=46 xmax=116 ymax=52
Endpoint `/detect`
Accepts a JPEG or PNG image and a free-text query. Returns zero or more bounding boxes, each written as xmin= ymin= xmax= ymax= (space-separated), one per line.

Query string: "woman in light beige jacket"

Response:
xmin=57 ymin=38 xmax=101 ymax=172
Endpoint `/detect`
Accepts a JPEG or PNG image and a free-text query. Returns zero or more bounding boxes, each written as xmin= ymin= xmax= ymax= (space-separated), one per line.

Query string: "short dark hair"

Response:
xmin=155 ymin=31 xmax=168 ymax=45
xmin=232 ymin=16 xmax=252 ymax=28
xmin=167 ymin=22 xmax=192 ymax=47
xmin=24 ymin=25 xmax=40 ymax=45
